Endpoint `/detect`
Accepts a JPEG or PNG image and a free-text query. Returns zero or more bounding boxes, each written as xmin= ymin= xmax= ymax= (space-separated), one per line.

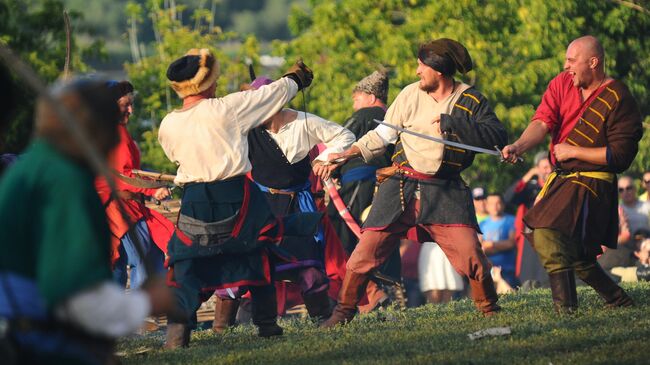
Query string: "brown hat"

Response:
xmin=166 ymin=48 xmax=219 ymax=98
xmin=418 ymin=38 xmax=473 ymax=75
xmin=353 ymin=70 xmax=389 ymax=104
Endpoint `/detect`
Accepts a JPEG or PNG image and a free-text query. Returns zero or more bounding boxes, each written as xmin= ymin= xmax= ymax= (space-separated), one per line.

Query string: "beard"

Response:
xmin=419 ymin=78 xmax=440 ymax=93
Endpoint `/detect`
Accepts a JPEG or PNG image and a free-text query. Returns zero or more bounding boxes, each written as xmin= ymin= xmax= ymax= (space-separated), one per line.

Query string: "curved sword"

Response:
xmin=372 ymin=119 xmax=522 ymax=161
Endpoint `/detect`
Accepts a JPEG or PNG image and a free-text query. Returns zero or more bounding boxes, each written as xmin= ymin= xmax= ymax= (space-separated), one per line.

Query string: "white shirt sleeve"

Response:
xmin=54 ymin=282 xmax=151 ymax=338
xmin=222 ymin=77 xmax=299 ymax=135
xmin=301 ymin=112 xmax=356 ymax=161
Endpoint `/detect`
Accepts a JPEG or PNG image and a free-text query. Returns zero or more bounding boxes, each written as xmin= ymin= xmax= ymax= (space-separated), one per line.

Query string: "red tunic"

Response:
xmin=95 ymin=124 xmax=174 ymax=264
xmin=532 ymin=71 xmax=613 ymax=165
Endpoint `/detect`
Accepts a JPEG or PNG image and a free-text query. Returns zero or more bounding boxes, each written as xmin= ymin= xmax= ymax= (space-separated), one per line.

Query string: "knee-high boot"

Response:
xmin=212 ymin=297 xmax=240 ymax=334
xmin=548 ymin=270 xmax=578 ymax=313
xmin=302 ymin=289 xmax=333 ymax=320
xmin=164 ymin=323 xmax=191 ymax=349
xmin=576 ymin=265 xmax=633 ymax=308
xmin=320 ymin=272 xmax=370 ymax=328
xmin=469 ymin=275 xmax=501 ymax=316
xmin=249 ymin=284 xmax=283 ymax=338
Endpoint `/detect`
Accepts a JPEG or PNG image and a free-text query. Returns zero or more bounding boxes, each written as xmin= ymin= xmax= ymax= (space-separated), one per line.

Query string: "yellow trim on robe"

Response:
xmin=588 ymin=107 xmax=605 ymax=122
xmin=444 ymin=146 xmax=466 ymax=153
xmin=566 ymin=138 xmax=579 ymax=146
xmin=462 ymin=93 xmax=480 ymax=103
xmin=442 ymin=160 xmax=463 ymax=167
xmin=596 ymin=96 xmax=612 ymax=110
xmin=454 ymin=104 xmax=472 ymax=115
xmin=606 ymin=87 xmax=620 ymax=102
xmin=574 ymin=129 xmax=594 ymax=144
xmin=580 ymin=118 xmax=599 ymax=133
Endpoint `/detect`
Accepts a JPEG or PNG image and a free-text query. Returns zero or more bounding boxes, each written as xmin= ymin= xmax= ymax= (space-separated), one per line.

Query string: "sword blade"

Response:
xmin=373 ymin=119 xmax=502 ymax=157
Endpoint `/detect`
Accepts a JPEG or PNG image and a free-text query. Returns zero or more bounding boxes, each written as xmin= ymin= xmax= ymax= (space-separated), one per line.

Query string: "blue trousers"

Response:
xmin=112 ymin=219 xmax=165 ymax=289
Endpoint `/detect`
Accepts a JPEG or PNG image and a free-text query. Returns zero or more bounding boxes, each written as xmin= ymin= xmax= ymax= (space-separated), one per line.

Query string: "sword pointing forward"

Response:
xmin=372 ymin=119 xmax=521 ymax=162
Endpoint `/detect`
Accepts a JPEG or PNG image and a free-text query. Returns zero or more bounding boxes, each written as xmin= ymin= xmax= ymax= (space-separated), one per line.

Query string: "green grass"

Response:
xmin=118 ymin=282 xmax=650 ymax=365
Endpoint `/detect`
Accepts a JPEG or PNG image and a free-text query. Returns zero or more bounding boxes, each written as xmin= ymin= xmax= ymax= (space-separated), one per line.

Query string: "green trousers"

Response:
xmin=533 ymin=228 xmax=598 ymax=275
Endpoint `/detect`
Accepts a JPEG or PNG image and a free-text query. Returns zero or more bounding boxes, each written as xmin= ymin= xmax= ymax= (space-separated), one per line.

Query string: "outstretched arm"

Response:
xmin=502 ymin=120 xmax=549 ymax=163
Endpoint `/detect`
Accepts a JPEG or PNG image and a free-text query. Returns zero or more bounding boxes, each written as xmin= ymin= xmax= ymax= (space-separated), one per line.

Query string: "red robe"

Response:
xmin=95 ymin=124 xmax=174 ymax=264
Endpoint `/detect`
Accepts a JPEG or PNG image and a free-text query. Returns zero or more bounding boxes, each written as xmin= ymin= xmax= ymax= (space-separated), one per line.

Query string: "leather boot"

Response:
xmin=548 ymin=270 xmax=578 ymax=314
xmin=577 ymin=265 xmax=634 ymax=308
xmin=212 ymin=297 xmax=240 ymax=334
xmin=302 ymin=290 xmax=332 ymax=320
xmin=469 ymin=275 xmax=501 ymax=316
xmin=358 ymin=280 xmax=389 ymax=314
xmin=164 ymin=323 xmax=191 ymax=349
xmin=250 ymin=285 xmax=283 ymax=338
xmin=320 ymin=272 xmax=370 ymax=328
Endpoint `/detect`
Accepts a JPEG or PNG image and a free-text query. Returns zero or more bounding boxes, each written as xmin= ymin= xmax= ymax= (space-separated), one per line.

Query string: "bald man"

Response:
xmin=502 ymin=36 xmax=643 ymax=313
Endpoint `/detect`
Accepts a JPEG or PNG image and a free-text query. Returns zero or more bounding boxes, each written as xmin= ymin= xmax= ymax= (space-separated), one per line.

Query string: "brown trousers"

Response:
xmin=348 ymin=199 xmax=498 ymax=312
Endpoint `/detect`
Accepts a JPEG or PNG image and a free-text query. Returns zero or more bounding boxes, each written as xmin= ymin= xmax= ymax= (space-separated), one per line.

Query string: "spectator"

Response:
xmin=503 ymin=151 xmax=552 ymax=286
xmin=472 ymin=187 xmax=488 ymax=223
xmin=639 ymin=171 xmax=650 ymax=202
xmin=400 ymin=239 xmax=424 ymax=307
xmin=479 ymin=193 xmax=518 ymax=288
xmin=599 ymin=176 xmax=650 ymax=270
xmin=418 ymin=241 xmax=463 ymax=304
xmin=633 ymin=229 xmax=650 ymax=281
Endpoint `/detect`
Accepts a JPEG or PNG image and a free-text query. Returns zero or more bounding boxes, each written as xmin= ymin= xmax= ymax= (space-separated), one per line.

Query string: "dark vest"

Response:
xmin=248 ymin=126 xmax=311 ymax=189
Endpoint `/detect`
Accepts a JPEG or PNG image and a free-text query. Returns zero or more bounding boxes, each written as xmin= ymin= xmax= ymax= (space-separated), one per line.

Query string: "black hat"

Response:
xmin=166 ymin=48 xmax=219 ymax=98
xmin=418 ymin=38 xmax=473 ymax=75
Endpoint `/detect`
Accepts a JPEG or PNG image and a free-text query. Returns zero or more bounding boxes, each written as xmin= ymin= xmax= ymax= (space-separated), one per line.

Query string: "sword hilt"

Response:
xmin=495 ymin=146 xmax=524 ymax=163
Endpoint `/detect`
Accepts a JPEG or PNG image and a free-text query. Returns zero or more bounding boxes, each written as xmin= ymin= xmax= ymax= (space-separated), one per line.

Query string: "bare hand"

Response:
xmin=553 ymin=143 xmax=575 ymax=162
xmin=141 ymin=275 xmax=176 ymax=316
xmin=501 ymin=144 xmax=521 ymax=164
xmin=312 ymin=160 xmax=336 ymax=180
xmin=153 ymin=187 xmax=171 ymax=201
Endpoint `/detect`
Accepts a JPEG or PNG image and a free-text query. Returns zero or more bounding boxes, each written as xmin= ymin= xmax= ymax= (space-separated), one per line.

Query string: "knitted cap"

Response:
xmin=166 ymin=48 xmax=220 ymax=98
xmin=353 ymin=71 xmax=389 ymax=103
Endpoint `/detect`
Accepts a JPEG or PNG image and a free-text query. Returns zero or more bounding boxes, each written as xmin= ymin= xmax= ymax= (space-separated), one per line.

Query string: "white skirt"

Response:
xmin=418 ymin=242 xmax=464 ymax=292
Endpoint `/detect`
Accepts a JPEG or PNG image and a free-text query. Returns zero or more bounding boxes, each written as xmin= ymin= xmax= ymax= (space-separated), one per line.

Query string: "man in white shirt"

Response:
xmin=320 ymin=39 xmax=507 ymax=327
xmin=158 ymin=48 xmax=313 ymax=347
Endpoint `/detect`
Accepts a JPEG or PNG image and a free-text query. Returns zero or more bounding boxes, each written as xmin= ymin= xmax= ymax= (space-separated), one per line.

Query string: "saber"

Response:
xmin=373 ymin=119 xmax=520 ymax=161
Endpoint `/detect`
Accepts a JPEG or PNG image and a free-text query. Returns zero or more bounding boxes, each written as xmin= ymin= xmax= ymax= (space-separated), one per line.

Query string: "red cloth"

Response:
xmin=400 ymin=241 xmax=420 ymax=280
xmin=532 ymin=72 xmax=613 ymax=164
xmin=95 ymin=124 xmax=174 ymax=264
xmin=275 ymin=145 xmax=351 ymax=314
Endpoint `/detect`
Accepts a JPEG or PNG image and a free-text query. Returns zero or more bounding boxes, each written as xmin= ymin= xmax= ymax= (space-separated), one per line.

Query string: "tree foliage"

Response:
xmin=276 ymin=0 xmax=650 ymax=191
xmin=124 ymin=0 xmax=263 ymax=173
xmin=0 ymin=0 xmax=95 ymax=153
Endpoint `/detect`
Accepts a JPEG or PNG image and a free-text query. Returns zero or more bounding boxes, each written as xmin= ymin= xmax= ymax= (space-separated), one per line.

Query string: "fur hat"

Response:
xmin=353 ymin=70 xmax=389 ymax=104
xmin=166 ymin=48 xmax=220 ymax=98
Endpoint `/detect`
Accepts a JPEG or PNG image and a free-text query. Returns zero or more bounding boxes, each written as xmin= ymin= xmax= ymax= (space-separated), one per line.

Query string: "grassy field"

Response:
xmin=117 ymin=282 xmax=649 ymax=365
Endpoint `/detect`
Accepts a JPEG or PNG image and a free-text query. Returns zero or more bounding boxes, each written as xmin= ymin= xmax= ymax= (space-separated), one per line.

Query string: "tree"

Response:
xmin=276 ymin=0 xmax=650 ymax=192
xmin=124 ymin=0 xmax=263 ymax=173
xmin=0 ymin=0 xmax=96 ymax=153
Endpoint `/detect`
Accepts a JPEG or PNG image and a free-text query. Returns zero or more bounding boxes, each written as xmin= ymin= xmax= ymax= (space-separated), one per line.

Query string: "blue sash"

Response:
xmin=340 ymin=165 xmax=377 ymax=185
xmin=255 ymin=181 xmax=325 ymax=248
